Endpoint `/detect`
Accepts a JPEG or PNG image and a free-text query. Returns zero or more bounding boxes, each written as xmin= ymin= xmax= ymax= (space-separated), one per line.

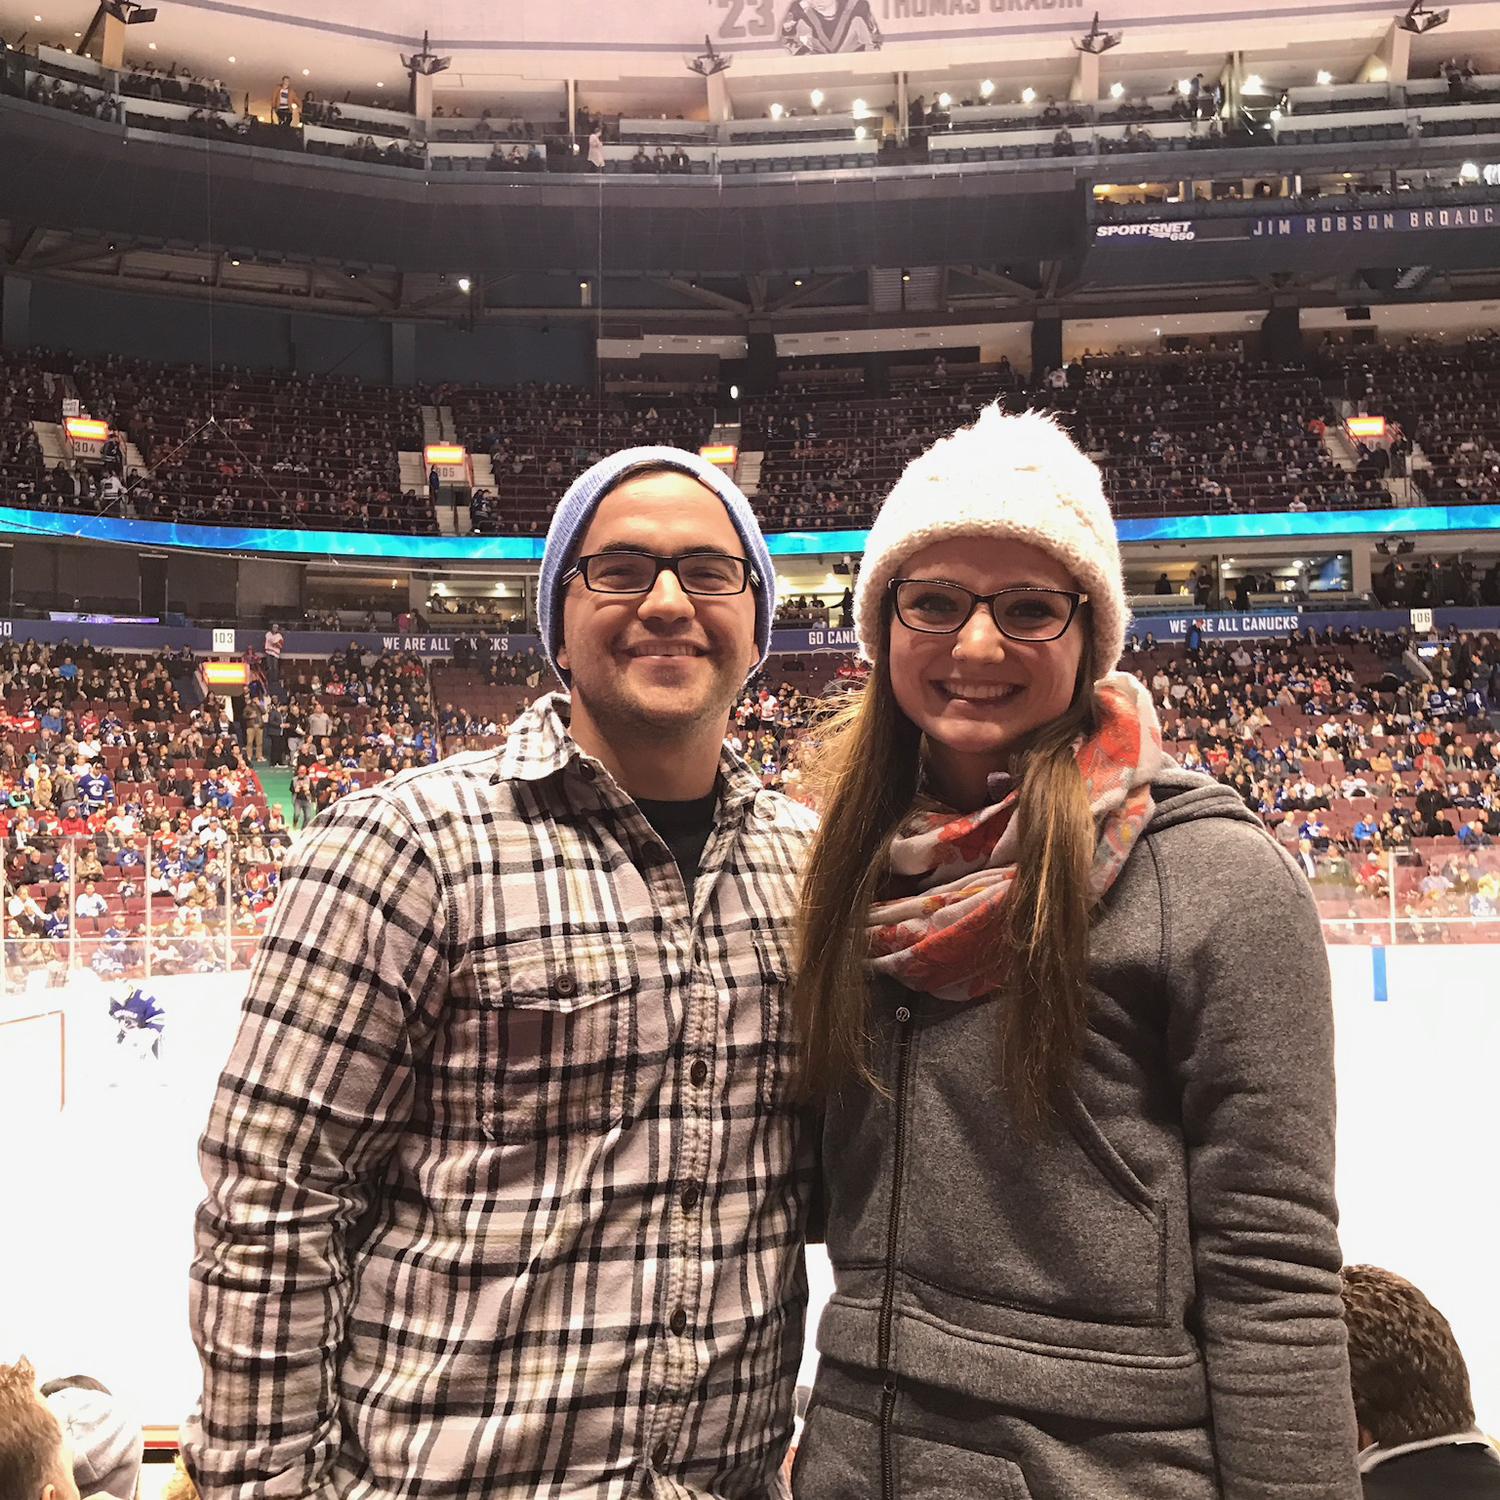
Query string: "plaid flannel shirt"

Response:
xmin=183 ymin=694 xmax=818 ymax=1500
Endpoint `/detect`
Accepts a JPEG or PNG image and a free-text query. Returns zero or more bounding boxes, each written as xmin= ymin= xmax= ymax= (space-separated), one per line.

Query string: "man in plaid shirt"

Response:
xmin=184 ymin=449 xmax=818 ymax=1500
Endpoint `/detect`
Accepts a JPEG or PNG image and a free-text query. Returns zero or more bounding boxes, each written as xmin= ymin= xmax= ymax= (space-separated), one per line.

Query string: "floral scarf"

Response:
xmin=867 ymin=671 xmax=1163 ymax=1000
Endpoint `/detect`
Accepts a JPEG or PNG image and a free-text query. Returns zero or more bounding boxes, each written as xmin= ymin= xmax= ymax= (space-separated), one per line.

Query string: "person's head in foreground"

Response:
xmin=538 ymin=447 xmax=774 ymax=791
xmin=39 ymin=1376 xmax=142 ymax=1500
xmin=0 ymin=1358 xmax=80 ymax=1500
xmin=1341 ymin=1263 xmax=1499 ymax=1482
xmin=791 ymin=405 xmax=1137 ymax=1122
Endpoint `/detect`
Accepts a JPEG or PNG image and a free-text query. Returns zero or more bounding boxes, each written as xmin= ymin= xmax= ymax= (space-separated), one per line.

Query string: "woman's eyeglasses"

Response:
xmin=890 ymin=579 xmax=1088 ymax=642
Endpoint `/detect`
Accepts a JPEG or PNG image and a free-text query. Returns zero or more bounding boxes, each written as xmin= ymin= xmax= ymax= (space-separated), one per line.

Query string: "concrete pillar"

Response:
xmin=1226 ymin=50 xmax=1244 ymax=118
xmin=566 ymin=78 xmax=578 ymax=137
xmin=1259 ymin=306 xmax=1303 ymax=363
xmin=1032 ymin=314 xmax=1063 ymax=374
xmin=412 ymin=70 xmax=434 ymax=125
xmin=99 ymin=12 xmax=126 ymax=71
xmin=390 ymin=322 xmax=416 ymax=386
xmin=1070 ymin=50 xmax=1099 ymax=104
xmin=1360 ymin=21 xmax=1410 ymax=87
xmin=896 ymin=71 xmax=908 ymax=141
xmin=1350 ymin=543 xmax=1373 ymax=596
xmin=1 ymin=274 xmax=31 ymax=350
xmin=706 ymin=69 xmax=733 ymax=123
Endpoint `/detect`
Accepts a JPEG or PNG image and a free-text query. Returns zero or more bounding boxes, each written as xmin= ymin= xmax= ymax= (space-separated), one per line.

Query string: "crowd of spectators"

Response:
xmin=0 ymin=636 xmax=445 ymax=986
xmin=452 ymin=384 xmax=714 ymax=535
xmin=774 ymin=590 xmax=852 ymax=628
xmin=746 ymin=348 xmax=1403 ymax=529
xmin=1 ymin=618 xmax=1498 ymax=995
xmin=0 ymin=639 xmax=288 ymax=985
xmin=1350 ymin=335 xmax=1500 ymax=509
xmin=4 ymin=336 xmax=1500 ymax=544
xmin=273 ymin=646 xmax=438 ymax=826
xmin=1128 ymin=626 xmax=1500 ymax=939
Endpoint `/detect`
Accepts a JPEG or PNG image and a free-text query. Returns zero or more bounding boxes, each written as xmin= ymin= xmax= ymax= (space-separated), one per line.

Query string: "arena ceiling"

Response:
xmin=8 ymin=0 xmax=1500 ymax=114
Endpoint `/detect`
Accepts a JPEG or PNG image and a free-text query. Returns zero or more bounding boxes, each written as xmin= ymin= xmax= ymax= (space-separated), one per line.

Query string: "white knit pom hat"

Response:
xmin=854 ymin=405 xmax=1127 ymax=676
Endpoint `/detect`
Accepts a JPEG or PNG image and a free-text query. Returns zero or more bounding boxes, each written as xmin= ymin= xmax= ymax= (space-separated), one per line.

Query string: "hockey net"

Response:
xmin=0 ymin=1008 xmax=66 ymax=1117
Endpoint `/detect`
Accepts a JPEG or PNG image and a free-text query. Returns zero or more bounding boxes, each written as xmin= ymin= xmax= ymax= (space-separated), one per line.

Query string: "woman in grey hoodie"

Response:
xmin=790 ymin=407 xmax=1361 ymax=1499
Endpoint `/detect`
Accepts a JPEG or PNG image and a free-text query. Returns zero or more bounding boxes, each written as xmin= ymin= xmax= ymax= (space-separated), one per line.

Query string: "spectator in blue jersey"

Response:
xmin=1352 ymin=814 xmax=1378 ymax=846
xmin=78 ymin=762 xmax=113 ymax=813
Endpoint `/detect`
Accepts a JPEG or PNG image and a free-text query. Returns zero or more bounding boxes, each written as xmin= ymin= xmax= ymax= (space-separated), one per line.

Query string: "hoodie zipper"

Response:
xmin=878 ymin=1001 xmax=915 ymax=1500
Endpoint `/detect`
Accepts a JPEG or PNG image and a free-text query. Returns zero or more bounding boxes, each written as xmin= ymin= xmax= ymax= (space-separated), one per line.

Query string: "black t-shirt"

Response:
xmin=635 ymin=788 xmax=719 ymax=900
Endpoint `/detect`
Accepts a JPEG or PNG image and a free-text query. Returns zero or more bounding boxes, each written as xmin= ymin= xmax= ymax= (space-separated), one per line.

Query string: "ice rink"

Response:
xmin=2 ymin=947 xmax=1497 ymax=1436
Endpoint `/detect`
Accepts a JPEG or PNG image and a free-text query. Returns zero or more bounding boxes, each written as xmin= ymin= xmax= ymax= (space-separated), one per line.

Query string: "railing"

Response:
xmin=1308 ymin=846 xmax=1500 ymax=946
xmin=1 ymin=833 xmax=285 ymax=995
xmin=3 ymin=835 xmax=1495 ymax=1002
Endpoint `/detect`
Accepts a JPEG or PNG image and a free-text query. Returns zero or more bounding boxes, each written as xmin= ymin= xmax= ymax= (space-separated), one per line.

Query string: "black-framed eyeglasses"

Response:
xmin=890 ymin=578 xmax=1088 ymax=642
xmin=563 ymin=550 xmax=756 ymax=597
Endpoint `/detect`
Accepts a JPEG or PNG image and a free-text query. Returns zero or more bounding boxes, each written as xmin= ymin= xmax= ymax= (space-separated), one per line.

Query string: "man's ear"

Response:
xmin=556 ymin=636 xmax=570 ymax=674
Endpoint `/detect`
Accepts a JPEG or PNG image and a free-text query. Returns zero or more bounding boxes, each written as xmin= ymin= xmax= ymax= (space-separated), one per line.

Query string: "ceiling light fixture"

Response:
xmin=1316 ymin=69 xmax=1333 ymax=84
xmin=686 ymin=34 xmax=732 ymax=77
xmin=1021 ymin=86 xmax=1036 ymax=104
xmin=980 ymin=78 xmax=994 ymax=98
xmin=1397 ymin=0 xmax=1448 ymax=33
xmin=1073 ymin=10 xmax=1122 ymax=54
xmin=810 ymin=88 xmax=824 ymax=107
xmin=1109 ymin=81 xmax=1125 ymax=98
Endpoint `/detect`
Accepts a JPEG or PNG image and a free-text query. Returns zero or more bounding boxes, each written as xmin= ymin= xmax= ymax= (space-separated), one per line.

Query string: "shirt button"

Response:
xmin=669 ymin=1307 xmax=687 ymax=1335
xmin=651 ymin=1440 xmax=669 ymax=1469
xmin=680 ymin=1185 xmax=701 ymax=1212
xmin=554 ymin=972 xmax=577 ymax=998
xmin=689 ymin=1058 xmax=708 ymax=1086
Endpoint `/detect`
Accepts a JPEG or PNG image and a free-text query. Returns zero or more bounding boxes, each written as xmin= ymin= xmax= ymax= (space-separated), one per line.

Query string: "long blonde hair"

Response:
xmin=790 ymin=597 xmax=1099 ymax=1132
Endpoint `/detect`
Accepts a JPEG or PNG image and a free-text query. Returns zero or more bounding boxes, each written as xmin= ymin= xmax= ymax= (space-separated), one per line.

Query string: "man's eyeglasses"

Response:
xmin=563 ymin=550 xmax=756 ymax=597
xmin=890 ymin=579 xmax=1088 ymax=642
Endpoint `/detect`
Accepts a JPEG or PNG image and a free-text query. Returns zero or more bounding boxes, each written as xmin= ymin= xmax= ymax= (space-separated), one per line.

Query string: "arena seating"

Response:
xmin=1 ymin=623 xmax=1496 ymax=992
xmin=746 ymin=352 xmax=1393 ymax=529
xmin=1347 ymin=335 xmax=1500 ymax=509
xmin=0 ymin=641 xmax=441 ymax=985
xmin=447 ymin=385 xmax=714 ymax=535
xmin=74 ymin=356 xmax=430 ymax=532
xmin=0 ymin=338 xmax=1478 ymax=537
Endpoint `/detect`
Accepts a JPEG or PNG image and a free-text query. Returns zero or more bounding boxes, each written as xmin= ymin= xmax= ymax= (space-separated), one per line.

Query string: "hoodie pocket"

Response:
xmin=894 ymin=1428 xmax=1035 ymax=1500
xmin=900 ymin=1013 xmax=1167 ymax=1326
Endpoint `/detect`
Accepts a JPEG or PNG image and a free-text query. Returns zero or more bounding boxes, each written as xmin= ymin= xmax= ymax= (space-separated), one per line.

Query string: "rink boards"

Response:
xmin=1 ymin=950 xmax=1496 ymax=1439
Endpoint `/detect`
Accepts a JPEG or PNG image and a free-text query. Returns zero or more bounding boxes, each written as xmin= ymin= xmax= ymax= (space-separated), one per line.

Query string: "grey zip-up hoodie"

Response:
xmin=796 ymin=765 xmax=1362 ymax=1500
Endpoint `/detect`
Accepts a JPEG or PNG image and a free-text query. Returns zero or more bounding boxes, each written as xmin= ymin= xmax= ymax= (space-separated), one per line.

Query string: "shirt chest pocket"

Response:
xmin=473 ymin=931 xmax=641 ymax=1147
xmin=752 ymin=921 xmax=795 ymax=1111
